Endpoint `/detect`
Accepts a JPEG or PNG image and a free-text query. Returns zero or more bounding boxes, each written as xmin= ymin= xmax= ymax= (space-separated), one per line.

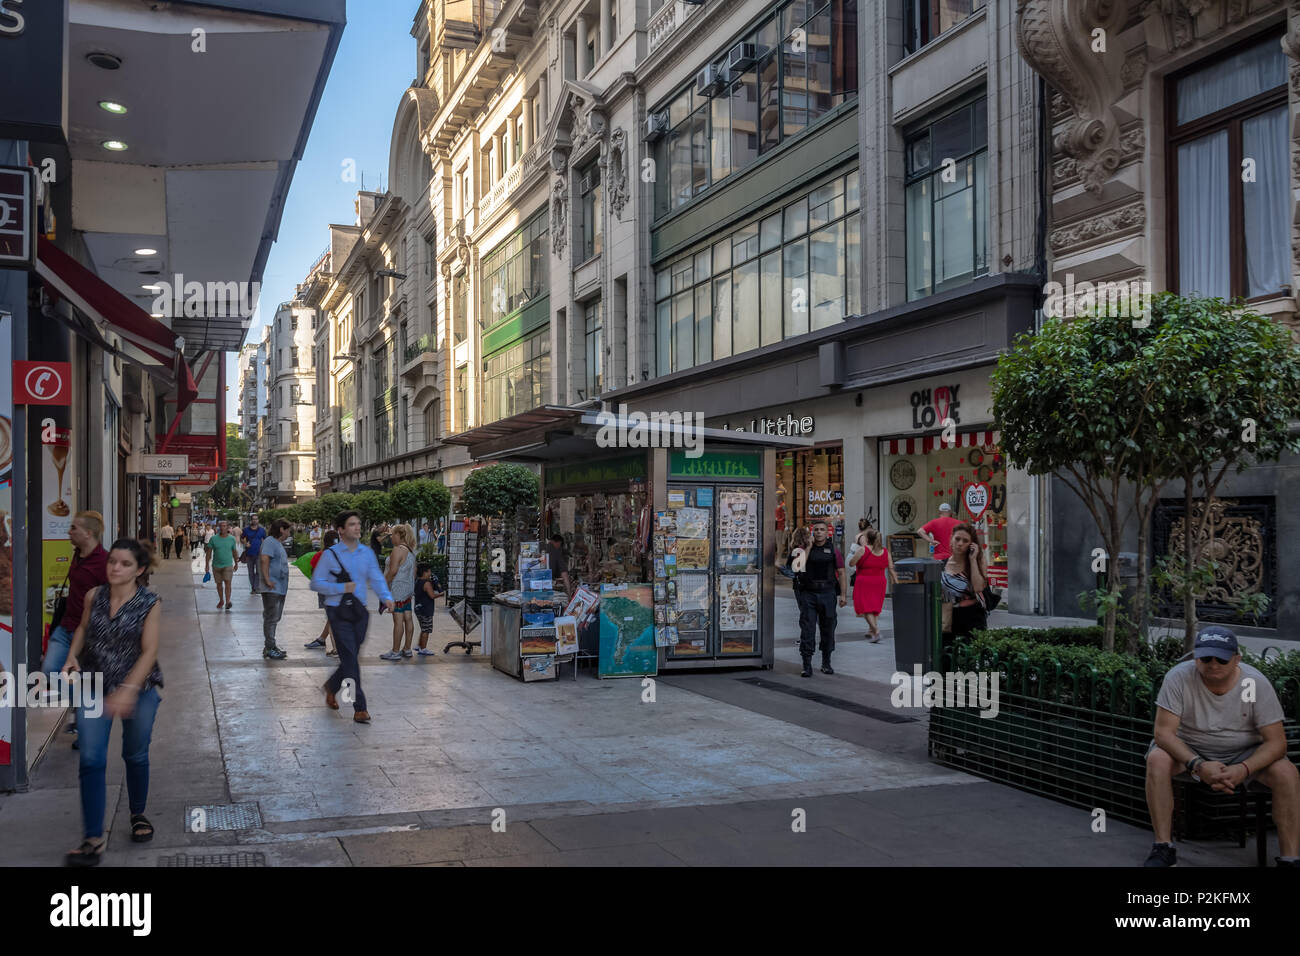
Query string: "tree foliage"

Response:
xmin=352 ymin=490 xmax=394 ymax=527
xmin=461 ymin=464 xmax=539 ymax=519
xmin=390 ymin=478 xmax=451 ymax=527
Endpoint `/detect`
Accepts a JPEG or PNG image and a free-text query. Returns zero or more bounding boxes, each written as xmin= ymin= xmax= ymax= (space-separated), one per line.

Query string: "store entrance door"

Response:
xmin=659 ymin=483 xmax=763 ymax=661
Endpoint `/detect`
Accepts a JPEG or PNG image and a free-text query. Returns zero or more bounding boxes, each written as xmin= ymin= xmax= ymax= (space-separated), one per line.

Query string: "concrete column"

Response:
xmin=539 ymin=73 xmax=548 ymax=125
xmin=600 ymin=0 xmax=612 ymax=58
xmin=576 ymin=16 xmax=588 ymax=75
xmin=523 ymin=98 xmax=533 ymax=150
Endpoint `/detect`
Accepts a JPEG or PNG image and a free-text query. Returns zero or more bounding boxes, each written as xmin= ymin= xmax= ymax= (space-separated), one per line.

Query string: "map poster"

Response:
xmin=675 ymin=507 xmax=709 ymax=540
xmin=719 ymin=575 xmax=758 ymax=630
xmin=675 ymin=537 xmax=709 ymax=570
xmin=598 ymin=583 xmax=658 ymax=678
xmin=718 ymin=490 xmax=758 ymax=549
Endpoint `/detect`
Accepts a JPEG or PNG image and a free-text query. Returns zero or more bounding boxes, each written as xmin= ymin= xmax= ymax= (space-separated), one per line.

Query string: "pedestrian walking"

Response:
xmin=414 ymin=563 xmax=445 ymax=656
xmin=60 ymin=538 xmax=164 ymax=866
xmin=258 ymin=518 xmax=292 ymax=660
xmin=920 ymin=503 xmax=961 ymax=561
xmin=851 ymin=527 xmax=897 ymax=643
xmin=204 ymin=520 xmax=239 ymax=610
xmin=305 ymin=530 xmax=339 ymax=652
xmin=311 ymin=511 xmax=394 ymax=724
xmin=792 ymin=518 xmax=846 ymax=677
xmin=159 ymin=522 xmax=174 ymax=560
xmin=381 ymin=524 xmax=417 ymax=660
xmin=241 ymin=514 xmax=268 ymax=595
xmin=941 ymin=522 xmax=987 ymax=641
xmin=173 ymin=526 xmax=185 ymax=559
xmin=43 ymin=511 xmax=110 ymax=741
xmin=309 ymin=522 xmax=322 ymax=550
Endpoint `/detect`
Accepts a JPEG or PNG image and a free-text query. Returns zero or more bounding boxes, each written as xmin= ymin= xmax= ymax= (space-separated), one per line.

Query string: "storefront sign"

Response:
xmin=0 ymin=0 xmax=68 ymax=143
xmin=0 ymin=166 xmax=36 ymax=268
xmin=13 ymin=359 xmax=70 ymax=404
xmin=963 ymin=481 xmax=990 ymax=521
xmin=129 ymin=453 xmax=189 ymax=478
xmin=722 ymin=413 xmax=814 ymax=437
xmin=545 ymin=454 xmax=645 ymax=490
xmin=910 ymin=384 xmax=961 ymax=430
xmin=807 ymin=488 xmax=843 ymax=519
xmin=669 ymin=450 xmax=760 ymax=480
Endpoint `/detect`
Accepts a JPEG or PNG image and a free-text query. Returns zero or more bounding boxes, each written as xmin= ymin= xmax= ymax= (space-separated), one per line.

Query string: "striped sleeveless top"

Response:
xmin=83 ymin=585 xmax=164 ymax=696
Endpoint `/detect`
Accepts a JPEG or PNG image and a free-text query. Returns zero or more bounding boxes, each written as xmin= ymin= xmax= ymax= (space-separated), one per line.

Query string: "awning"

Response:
xmin=36 ymin=236 xmax=198 ymax=413
xmin=886 ymin=430 xmax=999 ymax=456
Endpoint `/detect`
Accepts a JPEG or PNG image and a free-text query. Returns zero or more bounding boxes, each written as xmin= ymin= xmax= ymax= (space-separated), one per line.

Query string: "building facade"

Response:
xmin=1016 ymin=0 xmax=1300 ymax=637
xmin=265 ymin=301 xmax=318 ymax=504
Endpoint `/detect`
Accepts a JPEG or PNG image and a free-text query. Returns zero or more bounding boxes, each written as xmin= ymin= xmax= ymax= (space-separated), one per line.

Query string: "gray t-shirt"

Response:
xmin=1156 ymin=660 xmax=1285 ymax=761
xmin=260 ymin=536 xmax=290 ymax=596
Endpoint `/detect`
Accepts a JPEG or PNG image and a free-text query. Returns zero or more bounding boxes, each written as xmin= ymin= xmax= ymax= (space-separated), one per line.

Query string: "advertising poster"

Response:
xmin=42 ymin=540 xmax=74 ymax=655
xmin=554 ymin=616 xmax=579 ymax=656
xmin=719 ymin=575 xmax=758 ymax=630
xmin=718 ymin=490 xmax=758 ymax=548
xmin=42 ymin=425 xmax=74 ymax=655
xmin=0 ymin=311 xmax=12 ymax=765
xmin=675 ymin=537 xmax=710 ymax=570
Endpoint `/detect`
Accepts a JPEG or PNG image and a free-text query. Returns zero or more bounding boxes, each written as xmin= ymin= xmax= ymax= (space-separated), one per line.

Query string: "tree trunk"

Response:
xmin=1131 ymin=493 xmax=1149 ymax=657
xmin=1104 ymin=505 xmax=1121 ymax=652
xmin=1183 ymin=477 xmax=1197 ymax=651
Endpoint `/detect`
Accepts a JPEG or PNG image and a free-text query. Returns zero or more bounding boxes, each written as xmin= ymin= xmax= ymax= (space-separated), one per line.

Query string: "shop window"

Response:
xmin=584 ymin=298 xmax=603 ymax=398
xmin=454 ymin=365 xmax=468 ymax=433
xmin=579 ymin=160 xmax=603 ymax=261
xmin=775 ymin=445 xmax=844 ymax=553
xmin=483 ymin=330 xmax=551 ymax=423
xmin=1169 ymin=32 xmax=1288 ymax=300
xmin=453 ymin=272 xmax=468 ymax=344
xmin=480 ymin=210 xmax=550 ymax=323
xmin=904 ymin=0 xmax=984 ymax=55
xmin=905 ymin=96 xmax=988 ymax=300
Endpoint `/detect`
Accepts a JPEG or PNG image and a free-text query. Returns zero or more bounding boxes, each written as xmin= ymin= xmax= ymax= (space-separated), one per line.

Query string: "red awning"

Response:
xmin=35 ymin=236 xmax=197 ymax=414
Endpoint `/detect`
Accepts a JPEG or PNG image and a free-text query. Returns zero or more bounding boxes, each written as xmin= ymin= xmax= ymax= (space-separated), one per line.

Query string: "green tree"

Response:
xmin=313 ymin=492 xmax=355 ymax=526
xmin=993 ymin=312 xmax=1170 ymax=652
xmin=353 ymin=490 xmax=394 ymax=528
xmin=461 ymin=463 xmax=539 ymax=520
xmin=1143 ymin=294 xmax=1300 ymax=648
xmin=390 ymin=478 xmax=451 ymax=527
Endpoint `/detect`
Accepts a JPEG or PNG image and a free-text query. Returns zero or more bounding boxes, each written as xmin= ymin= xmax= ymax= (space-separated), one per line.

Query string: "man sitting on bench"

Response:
xmin=1143 ymin=625 xmax=1299 ymax=867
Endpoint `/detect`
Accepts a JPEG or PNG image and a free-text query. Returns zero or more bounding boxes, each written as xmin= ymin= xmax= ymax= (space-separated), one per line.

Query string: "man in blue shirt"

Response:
xmin=241 ymin=514 xmax=268 ymax=595
xmin=310 ymin=510 xmax=394 ymax=724
xmin=258 ymin=519 xmax=292 ymax=661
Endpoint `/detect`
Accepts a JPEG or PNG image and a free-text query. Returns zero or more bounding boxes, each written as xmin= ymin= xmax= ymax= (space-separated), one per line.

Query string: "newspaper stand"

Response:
xmin=444 ymin=517 xmax=481 ymax=654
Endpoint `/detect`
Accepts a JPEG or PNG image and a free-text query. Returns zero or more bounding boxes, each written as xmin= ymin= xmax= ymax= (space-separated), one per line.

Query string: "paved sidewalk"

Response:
xmin=0 ymin=556 xmax=1273 ymax=866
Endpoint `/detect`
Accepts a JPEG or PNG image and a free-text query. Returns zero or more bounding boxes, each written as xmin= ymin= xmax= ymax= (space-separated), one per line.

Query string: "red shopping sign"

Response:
xmin=14 ymin=361 xmax=71 ymax=405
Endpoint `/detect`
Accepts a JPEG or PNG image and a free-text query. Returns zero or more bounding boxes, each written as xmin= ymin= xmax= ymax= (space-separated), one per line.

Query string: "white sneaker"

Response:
xmin=379 ymin=651 xmax=402 ymax=661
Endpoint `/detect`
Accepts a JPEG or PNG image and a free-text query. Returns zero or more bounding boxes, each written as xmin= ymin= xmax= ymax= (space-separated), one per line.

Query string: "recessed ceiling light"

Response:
xmin=102 ymin=140 xmax=128 ymax=151
xmin=87 ymin=52 xmax=122 ymax=70
xmin=134 ymin=248 xmax=158 ymax=256
xmin=99 ymin=101 xmax=128 ymax=115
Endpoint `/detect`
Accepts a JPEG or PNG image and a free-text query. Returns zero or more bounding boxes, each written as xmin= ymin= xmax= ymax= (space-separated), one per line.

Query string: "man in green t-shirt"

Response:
xmin=205 ymin=519 xmax=240 ymax=610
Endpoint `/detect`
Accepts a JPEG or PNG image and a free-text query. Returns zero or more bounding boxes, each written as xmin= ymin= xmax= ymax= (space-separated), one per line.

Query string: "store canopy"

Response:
xmin=36 ymin=236 xmax=199 ymax=413
xmin=445 ymin=405 xmax=813 ymax=463
xmin=886 ymin=430 xmax=998 ymax=456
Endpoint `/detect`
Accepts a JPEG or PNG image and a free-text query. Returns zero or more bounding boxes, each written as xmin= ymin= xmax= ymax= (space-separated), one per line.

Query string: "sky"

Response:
xmin=225 ymin=0 xmax=417 ymax=422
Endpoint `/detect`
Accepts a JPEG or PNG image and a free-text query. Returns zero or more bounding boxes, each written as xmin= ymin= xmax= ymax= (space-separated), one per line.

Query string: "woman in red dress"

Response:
xmin=852 ymin=528 xmax=898 ymax=642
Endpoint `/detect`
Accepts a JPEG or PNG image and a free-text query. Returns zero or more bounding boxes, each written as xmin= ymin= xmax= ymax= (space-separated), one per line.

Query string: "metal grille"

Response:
xmin=184 ymin=803 xmax=263 ymax=832
xmin=158 ymin=852 xmax=267 ymax=867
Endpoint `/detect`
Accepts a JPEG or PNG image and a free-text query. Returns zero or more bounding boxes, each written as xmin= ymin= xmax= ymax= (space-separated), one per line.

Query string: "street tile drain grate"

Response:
xmin=738 ymin=677 xmax=918 ymax=723
xmin=158 ymin=852 xmax=267 ymax=867
xmin=184 ymin=803 xmax=263 ymax=832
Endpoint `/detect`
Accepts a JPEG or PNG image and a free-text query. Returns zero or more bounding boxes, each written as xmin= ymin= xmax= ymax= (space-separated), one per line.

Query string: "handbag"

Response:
xmin=329 ymin=548 xmax=367 ymax=624
xmin=982 ymin=585 xmax=1002 ymax=613
xmin=50 ymin=567 xmax=71 ymax=628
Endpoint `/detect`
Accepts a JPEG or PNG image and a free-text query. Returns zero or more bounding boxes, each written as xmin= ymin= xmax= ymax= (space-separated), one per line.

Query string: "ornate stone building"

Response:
xmin=1015 ymin=0 xmax=1298 ymax=633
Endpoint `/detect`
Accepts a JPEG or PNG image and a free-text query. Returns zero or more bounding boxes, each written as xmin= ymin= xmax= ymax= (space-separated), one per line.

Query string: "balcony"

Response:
xmin=401 ymin=332 xmax=438 ymax=381
xmin=479 ymin=141 xmax=543 ymax=222
xmin=648 ymin=0 xmax=704 ymax=57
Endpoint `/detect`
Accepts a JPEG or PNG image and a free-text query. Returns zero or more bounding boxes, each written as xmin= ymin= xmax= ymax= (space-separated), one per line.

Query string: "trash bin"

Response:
xmin=893 ymin=557 xmax=943 ymax=674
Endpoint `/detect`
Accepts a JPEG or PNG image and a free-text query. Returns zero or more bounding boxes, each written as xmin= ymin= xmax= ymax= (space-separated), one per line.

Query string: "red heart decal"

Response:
xmin=963 ymin=481 xmax=991 ymax=521
xmin=934 ymin=386 xmax=951 ymax=424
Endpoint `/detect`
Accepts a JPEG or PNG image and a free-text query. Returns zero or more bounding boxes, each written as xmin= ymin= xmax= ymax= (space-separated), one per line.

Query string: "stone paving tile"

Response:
xmin=658 ymin=827 xmax=886 ymax=866
xmin=340 ymin=822 xmax=556 ymax=866
xmin=464 ymin=842 xmax=687 ymax=867
xmin=529 ymin=805 xmax=733 ymax=851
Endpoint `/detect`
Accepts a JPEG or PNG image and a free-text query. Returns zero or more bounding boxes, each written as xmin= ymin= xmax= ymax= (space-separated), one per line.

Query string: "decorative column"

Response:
xmin=576 ymin=16 xmax=588 ymax=76
xmin=600 ymin=0 xmax=612 ymax=59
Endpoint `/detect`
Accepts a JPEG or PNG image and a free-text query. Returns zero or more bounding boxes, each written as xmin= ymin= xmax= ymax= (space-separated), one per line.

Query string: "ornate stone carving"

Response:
xmin=1053 ymin=124 xmax=1145 ymax=186
xmin=1016 ymin=0 xmax=1129 ymax=195
xmin=607 ymin=127 xmax=629 ymax=218
xmin=551 ymin=175 xmax=568 ymax=257
xmin=1119 ymin=49 xmax=1147 ymax=87
xmin=1049 ymin=200 xmax=1146 ymax=252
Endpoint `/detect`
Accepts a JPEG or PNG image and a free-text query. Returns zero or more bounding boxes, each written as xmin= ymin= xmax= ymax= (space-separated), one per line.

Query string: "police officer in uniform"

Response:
xmin=793 ymin=519 xmax=847 ymax=677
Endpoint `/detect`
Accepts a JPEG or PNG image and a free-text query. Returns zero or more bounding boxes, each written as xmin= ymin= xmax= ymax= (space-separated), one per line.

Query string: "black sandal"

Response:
xmin=130 ymin=814 xmax=154 ymax=843
xmin=65 ymin=837 xmax=106 ymax=867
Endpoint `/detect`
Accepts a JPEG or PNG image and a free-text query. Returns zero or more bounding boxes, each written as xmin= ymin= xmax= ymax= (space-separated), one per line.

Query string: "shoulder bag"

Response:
xmin=50 ymin=566 xmax=72 ymax=629
xmin=329 ymin=547 xmax=368 ymax=624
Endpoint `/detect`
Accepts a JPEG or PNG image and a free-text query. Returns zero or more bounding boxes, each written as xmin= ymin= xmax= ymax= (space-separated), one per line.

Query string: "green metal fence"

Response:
xmin=928 ymin=641 xmax=1300 ymax=829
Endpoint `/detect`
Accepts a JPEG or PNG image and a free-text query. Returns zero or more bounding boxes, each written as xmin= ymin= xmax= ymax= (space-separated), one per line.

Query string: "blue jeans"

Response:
xmin=44 ymin=624 xmax=74 ymax=677
xmin=77 ymin=686 xmax=161 ymax=839
xmin=246 ymin=557 xmax=260 ymax=591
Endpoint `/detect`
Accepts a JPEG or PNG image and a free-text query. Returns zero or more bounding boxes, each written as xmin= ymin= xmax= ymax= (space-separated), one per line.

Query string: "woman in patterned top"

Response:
xmin=61 ymin=538 xmax=164 ymax=866
xmin=941 ymin=522 xmax=987 ymax=641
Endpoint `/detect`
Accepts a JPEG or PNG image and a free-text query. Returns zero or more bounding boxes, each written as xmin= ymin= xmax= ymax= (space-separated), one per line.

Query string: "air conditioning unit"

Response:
xmin=644 ymin=110 xmax=669 ymax=142
xmin=728 ymin=41 xmax=759 ymax=72
xmin=696 ymin=63 xmax=726 ymax=97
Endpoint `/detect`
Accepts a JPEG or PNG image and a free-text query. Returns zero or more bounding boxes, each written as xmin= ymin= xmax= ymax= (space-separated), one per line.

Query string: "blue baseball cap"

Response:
xmin=1193 ymin=625 xmax=1239 ymax=662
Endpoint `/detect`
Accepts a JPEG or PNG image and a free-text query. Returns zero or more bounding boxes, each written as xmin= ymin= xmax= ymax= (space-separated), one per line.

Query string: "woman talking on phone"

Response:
xmin=941 ymin=522 xmax=987 ymax=641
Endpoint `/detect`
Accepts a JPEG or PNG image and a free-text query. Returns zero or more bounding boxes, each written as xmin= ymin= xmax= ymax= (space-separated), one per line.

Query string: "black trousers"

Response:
xmin=325 ymin=606 xmax=368 ymax=712
xmin=950 ymin=602 xmax=987 ymax=640
xmin=796 ymin=588 xmax=837 ymax=659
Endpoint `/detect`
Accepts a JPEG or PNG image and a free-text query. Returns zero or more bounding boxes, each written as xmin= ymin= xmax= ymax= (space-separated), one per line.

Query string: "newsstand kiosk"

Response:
xmin=442 ymin=406 xmax=812 ymax=677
